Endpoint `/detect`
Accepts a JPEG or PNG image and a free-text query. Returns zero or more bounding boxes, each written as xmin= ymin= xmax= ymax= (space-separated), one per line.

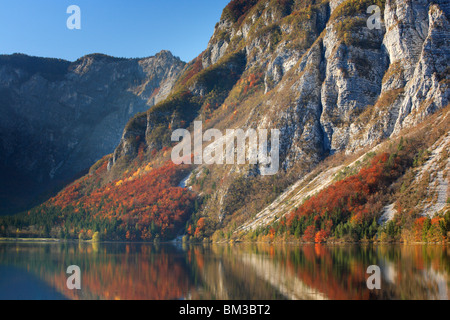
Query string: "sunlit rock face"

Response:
xmin=167 ymin=0 xmax=449 ymax=223
xmin=197 ymin=0 xmax=449 ymax=170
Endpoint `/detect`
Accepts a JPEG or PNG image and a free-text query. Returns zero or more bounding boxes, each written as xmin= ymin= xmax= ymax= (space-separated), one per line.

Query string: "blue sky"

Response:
xmin=0 ymin=0 xmax=230 ymax=62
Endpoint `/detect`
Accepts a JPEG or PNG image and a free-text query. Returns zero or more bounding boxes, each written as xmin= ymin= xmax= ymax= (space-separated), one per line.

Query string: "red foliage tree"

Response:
xmin=303 ymin=225 xmax=316 ymax=242
xmin=49 ymin=161 xmax=196 ymax=240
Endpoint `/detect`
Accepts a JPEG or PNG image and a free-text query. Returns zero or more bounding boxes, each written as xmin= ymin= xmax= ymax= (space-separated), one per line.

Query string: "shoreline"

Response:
xmin=0 ymin=237 xmax=449 ymax=246
xmin=0 ymin=238 xmax=63 ymax=242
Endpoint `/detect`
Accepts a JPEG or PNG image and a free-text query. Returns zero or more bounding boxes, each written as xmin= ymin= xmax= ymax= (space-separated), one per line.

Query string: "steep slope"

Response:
xmin=2 ymin=0 xmax=448 ymax=242
xmin=180 ymin=0 xmax=449 ymax=241
xmin=0 ymin=51 xmax=185 ymax=214
xmin=236 ymin=106 xmax=449 ymax=243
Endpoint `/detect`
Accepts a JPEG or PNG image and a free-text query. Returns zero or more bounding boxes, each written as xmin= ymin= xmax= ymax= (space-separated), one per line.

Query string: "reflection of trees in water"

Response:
xmin=289 ymin=244 xmax=449 ymax=300
xmin=0 ymin=243 xmax=448 ymax=300
xmin=202 ymin=244 xmax=369 ymax=300
xmin=186 ymin=244 xmax=287 ymax=300
xmin=375 ymin=245 xmax=450 ymax=300
xmin=190 ymin=244 xmax=450 ymax=300
xmin=0 ymin=242 xmax=193 ymax=300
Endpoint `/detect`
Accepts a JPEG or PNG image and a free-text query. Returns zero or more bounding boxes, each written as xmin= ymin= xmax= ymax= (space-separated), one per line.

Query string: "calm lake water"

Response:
xmin=0 ymin=242 xmax=449 ymax=300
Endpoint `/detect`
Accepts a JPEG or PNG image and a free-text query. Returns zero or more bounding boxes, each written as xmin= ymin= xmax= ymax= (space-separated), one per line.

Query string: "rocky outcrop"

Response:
xmin=390 ymin=3 xmax=450 ymax=133
xmin=180 ymin=0 xmax=449 ymax=227
xmin=247 ymin=0 xmax=448 ymax=164
xmin=108 ymin=50 xmax=248 ymax=173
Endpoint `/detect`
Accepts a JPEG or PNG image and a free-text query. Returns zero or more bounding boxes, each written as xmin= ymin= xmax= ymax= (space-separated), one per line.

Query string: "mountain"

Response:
xmin=1 ymin=0 xmax=449 ymax=243
xmin=0 ymin=51 xmax=185 ymax=214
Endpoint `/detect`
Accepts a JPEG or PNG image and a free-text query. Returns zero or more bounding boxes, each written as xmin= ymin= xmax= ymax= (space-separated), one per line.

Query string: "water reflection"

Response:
xmin=0 ymin=242 xmax=449 ymax=300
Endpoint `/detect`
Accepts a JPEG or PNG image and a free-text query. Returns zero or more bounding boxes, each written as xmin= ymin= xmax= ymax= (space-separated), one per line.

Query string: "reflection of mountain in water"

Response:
xmin=0 ymin=243 xmax=449 ymax=300
xmin=0 ymin=242 xmax=194 ymax=300
xmin=0 ymin=265 xmax=67 ymax=300
xmin=238 ymin=251 xmax=327 ymax=300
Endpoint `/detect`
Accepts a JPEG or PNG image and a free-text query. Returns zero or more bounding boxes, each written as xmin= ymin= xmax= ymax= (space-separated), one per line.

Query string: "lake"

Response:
xmin=0 ymin=242 xmax=449 ymax=300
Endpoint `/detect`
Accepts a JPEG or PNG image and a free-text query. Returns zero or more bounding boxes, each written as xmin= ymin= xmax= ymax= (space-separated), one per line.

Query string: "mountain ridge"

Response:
xmin=0 ymin=50 xmax=186 ymax=214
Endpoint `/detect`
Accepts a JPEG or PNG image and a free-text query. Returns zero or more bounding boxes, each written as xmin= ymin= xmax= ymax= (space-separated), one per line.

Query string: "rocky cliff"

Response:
xmin=107 ymin=0 xmax=449 ymax=231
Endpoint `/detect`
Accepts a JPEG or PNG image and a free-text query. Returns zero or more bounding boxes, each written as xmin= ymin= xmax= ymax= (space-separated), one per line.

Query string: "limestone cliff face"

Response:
xmin=190 ymin=1 xmax=448 ymax=173
xmin=340 ymin=0 xmax=450 ymax=152
xmin=269 ymin=0 xmax=448 ymax=163
xmin=0 ymin=51 xmax=184 ymax=213
xmin=168 ymin=0 xmax=449 ymax=225
xmin=246 ymin=0 xmax=446 ymax=164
